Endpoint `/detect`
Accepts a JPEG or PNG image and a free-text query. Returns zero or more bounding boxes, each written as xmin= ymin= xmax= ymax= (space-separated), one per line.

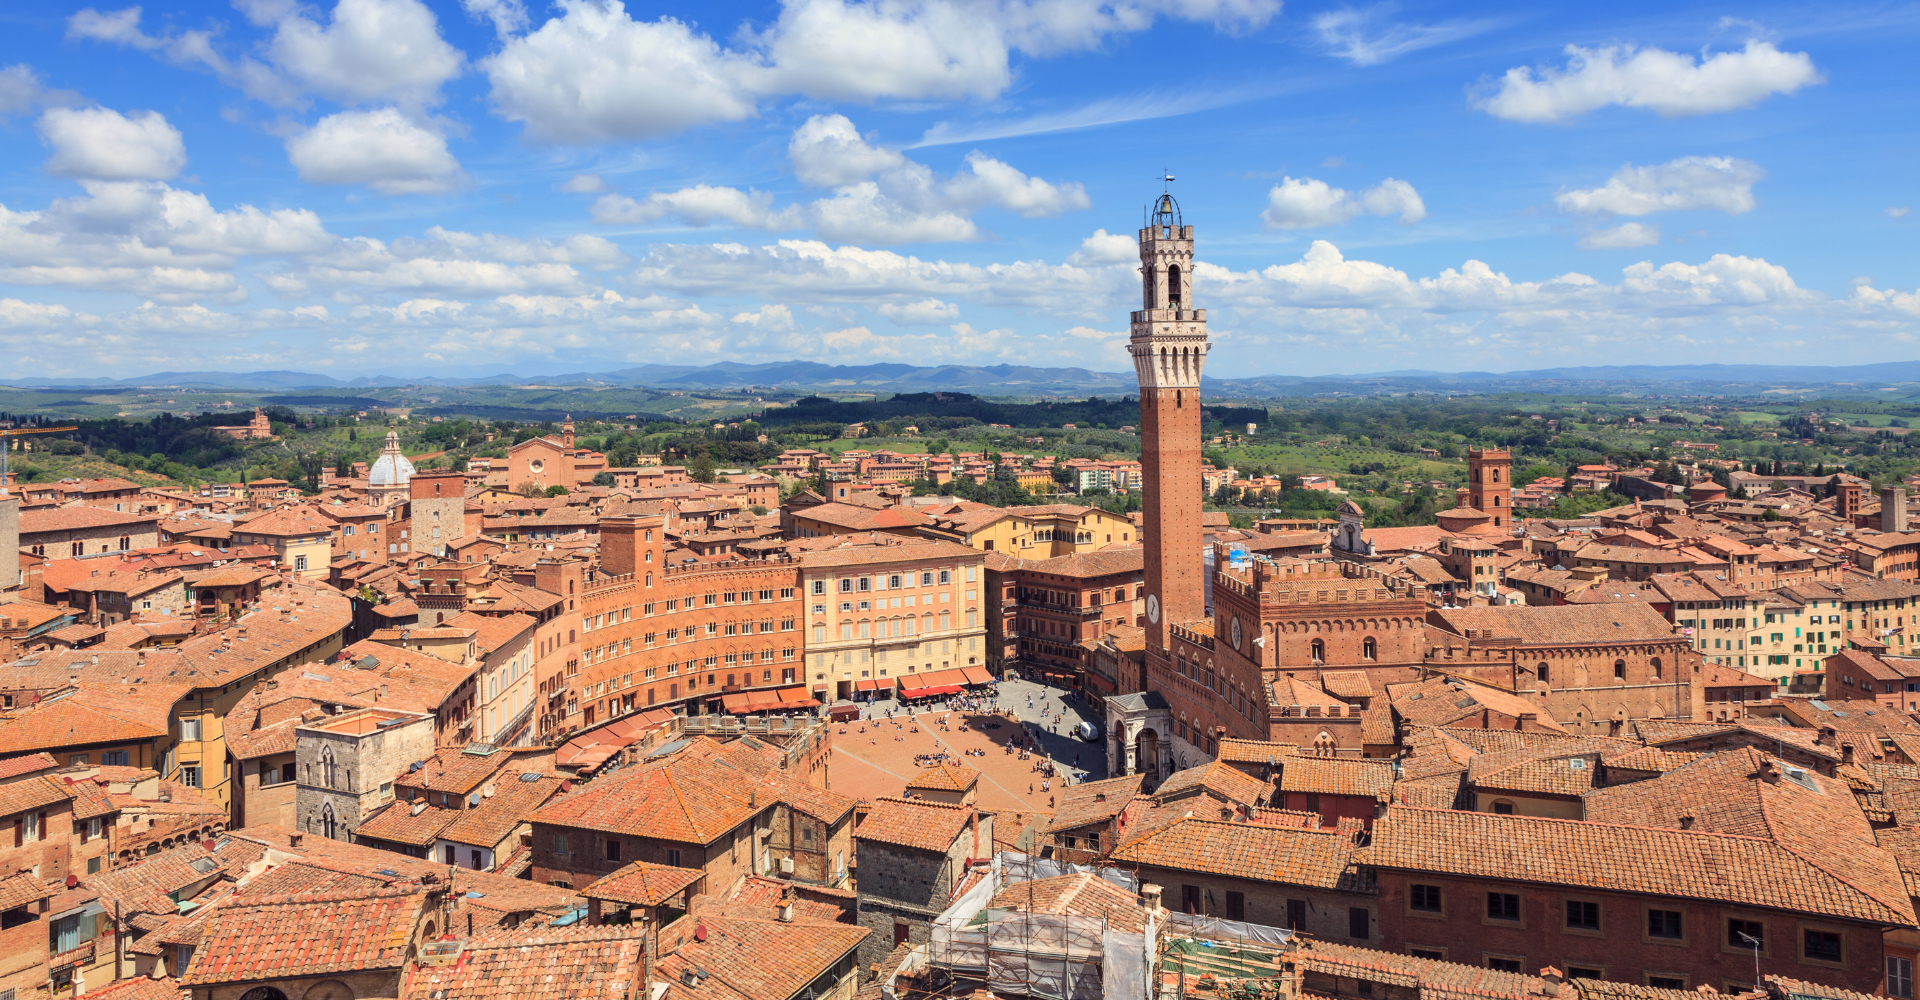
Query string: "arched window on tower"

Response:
xmin=1168 ymin=264 xmax=1182 ymax=305
xmin=1362 ymin=637 xmax=1377 ymax=661
xmin=1311 ymin=639 xmax=1325 ymax=663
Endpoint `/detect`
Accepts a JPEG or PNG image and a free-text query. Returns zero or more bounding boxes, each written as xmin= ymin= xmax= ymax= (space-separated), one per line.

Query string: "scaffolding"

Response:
xmin=1157 ymin=913 xmax=1298 ymax=1000
xmin=911 ymin=852 xmax=1152 ymax=1000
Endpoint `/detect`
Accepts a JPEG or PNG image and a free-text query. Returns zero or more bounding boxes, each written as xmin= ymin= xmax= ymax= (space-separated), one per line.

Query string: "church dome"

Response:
xmin=368 ymin=430 xmax=415 ymax=488
xmin=1337 ymin=499 xmax=1365 ymax=517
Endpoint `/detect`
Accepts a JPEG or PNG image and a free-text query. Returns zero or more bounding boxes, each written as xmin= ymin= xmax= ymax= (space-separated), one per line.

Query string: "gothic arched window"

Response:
xmin=1311 ymin=639 xmax=1325 ymax=662
xmin=1168 ymin=264 xmax=1182 ymax=305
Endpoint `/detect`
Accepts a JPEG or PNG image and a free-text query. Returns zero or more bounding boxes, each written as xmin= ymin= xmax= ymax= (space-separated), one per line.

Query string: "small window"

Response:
xmin=1566 ymin=968 xmax=1603 ymax=982
xmin=1648 ymin=909 xmax=1683 ymax=940
xmin=1728 ymin=918 xmax=1764 ymax=952
xmin=1486 ymin=892 xmax=1520 ymax=922
xmin=1410 ymin=884 xmax=1442 ymax=913
xmin=1647 ymin=977 xmax=1686 ymax=990
xmin=606 ymin=839 xmax=621 ymax=862
xmin=666 ymin=848 xmax=681 ymax=867
xmin=1890 ymin=957 xmax=1914 ymax=1000
xmin=1804 ymin=929 xmax=1842 ymax=963
xmin=1567 ymin=900 xmax=1600 ymax=930
xmin=1487 ymin=957 xmax=1522 ymax=973
xmin=1348 ymin=907 xmax=1370 ymax=940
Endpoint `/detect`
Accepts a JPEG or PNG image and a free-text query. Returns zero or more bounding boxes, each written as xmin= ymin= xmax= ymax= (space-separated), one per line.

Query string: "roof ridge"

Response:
xmin=1748 ymin=746 xmax=1915 ymax=922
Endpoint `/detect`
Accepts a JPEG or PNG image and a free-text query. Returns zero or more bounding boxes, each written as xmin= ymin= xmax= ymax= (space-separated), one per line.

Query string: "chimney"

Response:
xmin=1760 ymin=760 xmax=1781 ymax=784
xmin=1537 ymin=967 xmax=1566 ymax=998
xmin=1842 ymin=743 xmax=1856 ymax=764
xmin=1141 ymin=883 xmax=1164 ymax=911
xmin=1817 ymin=725 xmax=1836 ymax=747
xmin=1678 ymin=815 xmax=1695 ymax=830
xmin=288 ymin=832 xmax=304 ymax=848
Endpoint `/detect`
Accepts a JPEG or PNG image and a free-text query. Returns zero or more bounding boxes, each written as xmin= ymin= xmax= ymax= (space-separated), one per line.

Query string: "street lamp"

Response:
xmin=1737 ymin=930 xmax=1762 ymax=987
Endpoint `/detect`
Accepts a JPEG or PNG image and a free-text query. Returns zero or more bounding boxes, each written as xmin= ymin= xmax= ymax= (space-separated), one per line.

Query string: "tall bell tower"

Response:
xmin=1131 ymin=192 xmax=1210 ymax=652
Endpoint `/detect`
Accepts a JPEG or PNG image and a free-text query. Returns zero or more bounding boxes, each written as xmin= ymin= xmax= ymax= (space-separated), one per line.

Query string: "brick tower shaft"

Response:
xmin=1131 ymin=193 xmax=1210 ymax=650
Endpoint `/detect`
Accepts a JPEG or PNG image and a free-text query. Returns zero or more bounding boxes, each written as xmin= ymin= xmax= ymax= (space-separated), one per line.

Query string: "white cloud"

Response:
xmin=482 ymin=0 xmax=1281 ymax=145
xmin=944 ymin=151 xmax=1090 ymax=217
xmin=592 ymin=117 xmax=1085 ymax=243
xmin=1260 ymin=176 xmax=1425 ymax=229
xmin=260 ymin=0 xmax=464 ymax=107
xmin=731 ymin=304 xmax=795 ymax=328
xmin=0 ymin=298 xmax=96 ymax=330
xmin=460 ymin=0 xmax=529 ymax=37
xmin=38 ymin=106 xmax=186 ymax=180
xmin=590 ymin=186 xmax=796 ymax=229
xmin=264 ymin=226 xmax=621 ymax=298
xmin=1313 ymin=6 xmax=1498 ymax=66
xmin=558 ymin=173 xmax=608 ymax=193
xmin=1557 ymin=157 xmax=1762 ymax=217
xmin=1578 ymin=222 xmax=1661 ymax=250
xmin=788 ymin=114 xmax=909 ymax=188
xmin=807 ymin=183 xmax=980 ymax=243
xmin=1888 ymin=207 xmax=1911 ymax=220
xmin=1474 ymin=40 xmax=1822 ymax=123
xmin=0 ymin=64 xmax=46 ymax=115
xmin=875 ymin=298 xmax=962 ymax=324
xmin=1067 ymin=229 xmax=1138 ymax=266
xmin=480 ymin=0 xmax=762 ymax=144
xmin=284 ymin=109 xmax=468 ymax=194
xmin=70 ymin=1 xmax=463 ymax=110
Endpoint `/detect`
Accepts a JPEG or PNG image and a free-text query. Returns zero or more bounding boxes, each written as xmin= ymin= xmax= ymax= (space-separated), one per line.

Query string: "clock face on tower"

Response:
xmin=1146 ymin=594 xmax=1160 ymax=624
xmin=1231 ymin=617 xmax=1242 ymax=649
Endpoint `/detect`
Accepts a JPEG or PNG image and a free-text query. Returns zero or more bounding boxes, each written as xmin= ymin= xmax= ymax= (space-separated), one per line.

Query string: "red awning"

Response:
xmin=777 ymin=686 xmax=812 ymax=704
xmin=960 ymin=667 xmax=993 ymax=685
xmin=721 ymin=693 xmax=754 ymax=713
xmin=899 ymin=683 xmax=963 ymax=699
xmin=746 ymin=690 xmax=783 ymax=709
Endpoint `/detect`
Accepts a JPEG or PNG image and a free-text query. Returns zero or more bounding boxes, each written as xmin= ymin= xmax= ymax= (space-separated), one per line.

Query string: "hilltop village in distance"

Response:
xmin=2 ymin=203 xmax=1920 ymax=1000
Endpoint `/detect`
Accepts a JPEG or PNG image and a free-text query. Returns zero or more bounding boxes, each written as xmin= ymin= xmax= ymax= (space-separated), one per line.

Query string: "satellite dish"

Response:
xmin=482 ymin=783 xmax=495 ymax=798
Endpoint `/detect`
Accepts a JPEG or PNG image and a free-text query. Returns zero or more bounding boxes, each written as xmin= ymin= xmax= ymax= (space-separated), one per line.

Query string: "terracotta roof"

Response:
xmin=0 ymin=869 xmax=54 ymax=910
xmin=1391 ymin=676 xmax=1567 ymax=735
xmin=792 ymin=502 xmax=933 ymax=531
xmin=1359 ymin=805 xmax=1915 ymax=925
xmin=181 ymin=886 xmax=429 ymax=984
xmin=0 ymin=751 xmax=59 ymax=779
xmin=1466 ymin=750 xmax=1600 ymax=798
xmin=1152 ymin=760 xmax=1269 ymax=809
xmin=580 ymin=861 xmax=706 ymax=906
xmin=0 ymin=697 xmax=167 ymax=754
xmin=19 ymin=506 xmax=159 ymax=533
xmin=354 ymin=801 xmax=459 ymax=847
xmin=652 ymin=914 xmax=868 ymax=1000
xmin=439 ymin=771 xmax=563 ymax=849
xmin=855 ymin=796 xmax=973 ymax=853
xmin=904 ymin=761 xmax=979 ymax=793
xmin=1045 ymin=773 xmax=1144 ymax=832
xmin=0 ymin=774 xmax=71 ymax=816
xmin=1110 ymin=816 xmax=1359 ymax=889
xmin=987 ymin=872 xmax=1148 ymax=933
xmin=1216 ymin=739 xmax=1296 ymax=766
xmin=405 ymin=926 xmax=646 ymax=1000
xmin=1430 ymin=601 xmax=1678 ymax=644
xmin=1300 ymin=940 xmax=1544 ymax=1000
xmin=1320 ymin=670 xmax=1373 ymax=699
xmin=1279 ymin=757 xmax=1394 ymax=800
xmin=233 ymin=506 xmax=335 ymax=538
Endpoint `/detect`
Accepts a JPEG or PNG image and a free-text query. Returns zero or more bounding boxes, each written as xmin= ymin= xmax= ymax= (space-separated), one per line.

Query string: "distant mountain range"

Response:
xmin=7 ymin=360 xmax=1920 ymax=396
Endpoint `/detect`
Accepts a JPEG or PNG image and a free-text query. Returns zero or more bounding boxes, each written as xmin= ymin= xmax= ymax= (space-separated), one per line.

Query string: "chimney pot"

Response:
xmin=1678 ymin=816 xmax=1695 ymax=830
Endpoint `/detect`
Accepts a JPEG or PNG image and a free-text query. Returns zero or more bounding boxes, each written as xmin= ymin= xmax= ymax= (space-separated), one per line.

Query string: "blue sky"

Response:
xmin=0 ymin=0 xmax=1914 ymax=379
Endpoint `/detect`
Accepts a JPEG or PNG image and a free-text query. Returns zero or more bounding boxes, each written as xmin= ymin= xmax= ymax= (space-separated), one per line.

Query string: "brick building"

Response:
xmin=987 ymin=547 xmax=1143 ymax=691
xmin=850 ymin=795 xmax=992 ymax=969
xmin=530 ymin=736 xmax=855 ymax=893
xmin=18 ymin=506 xmax=159 ymax=560
xmin=1360 ymin=803 xmax=1910 ymax=992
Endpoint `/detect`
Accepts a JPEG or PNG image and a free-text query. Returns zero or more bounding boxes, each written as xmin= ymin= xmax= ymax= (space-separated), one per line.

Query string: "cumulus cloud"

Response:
xmin=590 ymin=116 xmax=1085 ymax=243
xmin=731 ymin=304 xmax=795 ymax=328
xmin=1556 ymin=157 xmax=1763 ymax=217
xmin=1260 ymin=176 xmax=1426 ymax=230
xmin=479 ymin=1 xmax=762 ymax=144
xmin=1067 ymin=229 xmax=1138 ymax=266
xmin=1313 ymin=5 xmax=1499 ymax=66
xmin=1578 ymin=222 xmax=1661 ymax=250
xmin=1888 ymin=207 xmax=1911 ymax=220
xmin=788 ymin=114 xmax=909 ymax=188
xmin=70 ymin=0 xmax=464 ymax=109
xmin=460 ymin=0 xmax=529 ymax=37
xmin=875 ymin=298 xmax=962 ymax=324
xmin=1474 ymin=40 xmax=1822 ymax=123
xmin=0 ymin=64 xmax=58 ymax=116
xmin=0 ymin=298 xmax=97 ymax=330
xmin=263 ymin=226 xmax=622 ymax=298
xmin=590 ymin=186 xmax=797 ymax=229
xmin=38 ymin=106 xmax=186 ymax=180
xmin=945 ymin=151 xmax=1090 ymax=217
xmin=482 ymin=0 xmax=1280 ymax=145
xmin=284 ymin=109 xmax=468 ymax=194
xmin=558 ymin=173 xmax=608 ymax=193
